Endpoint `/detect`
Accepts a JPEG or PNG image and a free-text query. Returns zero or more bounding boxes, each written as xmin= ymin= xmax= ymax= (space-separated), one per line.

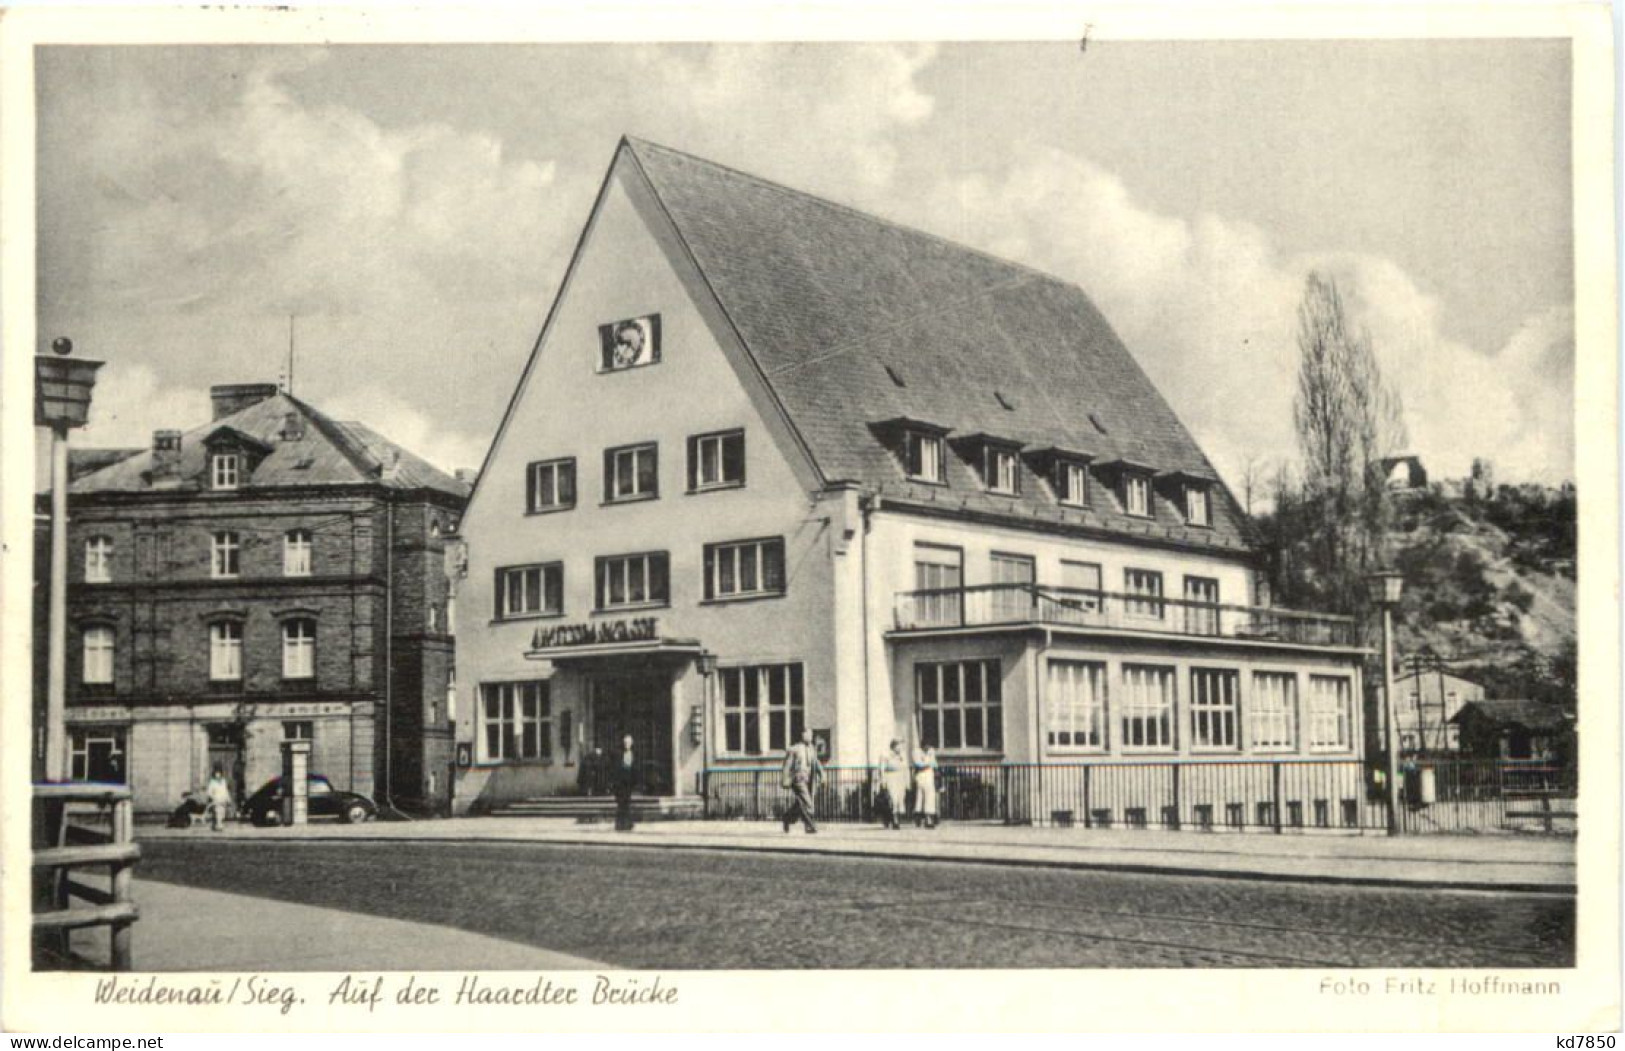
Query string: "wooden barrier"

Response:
xmin=33 ymin=783 xmax=139 ymax=970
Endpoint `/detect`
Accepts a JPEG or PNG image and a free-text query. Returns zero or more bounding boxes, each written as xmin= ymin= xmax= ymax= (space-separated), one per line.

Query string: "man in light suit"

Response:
xmin=780 ymin=728 xmax=824 ymax=834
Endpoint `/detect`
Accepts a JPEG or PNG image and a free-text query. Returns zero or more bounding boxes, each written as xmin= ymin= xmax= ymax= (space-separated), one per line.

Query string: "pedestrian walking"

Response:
xmin=205 ymin=765 xmax=234 ymax=831
xmin=916 ymin=747 xmax=942 ymax=831
xmin=874 ymin=738 xmax=909 ymax=830
xmin=611 ymin=734 xmax=639 ymax=831
xmin=780 ymin=727 xmax=823 ymax=834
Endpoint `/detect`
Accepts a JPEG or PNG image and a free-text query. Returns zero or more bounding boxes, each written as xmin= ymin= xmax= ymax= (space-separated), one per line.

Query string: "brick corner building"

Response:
xmin=44 ymin=382 xmax=470 ymax=817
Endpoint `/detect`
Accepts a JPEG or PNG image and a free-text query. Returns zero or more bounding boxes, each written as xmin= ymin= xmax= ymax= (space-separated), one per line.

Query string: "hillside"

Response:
xmin=1386 ymin=484 xmax=1576 ymax=707
xmin=1257 ymin=480 xmax=1577 ymax=708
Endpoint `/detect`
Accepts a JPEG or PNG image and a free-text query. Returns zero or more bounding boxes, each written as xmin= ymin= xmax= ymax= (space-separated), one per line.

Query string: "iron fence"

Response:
xmin=701 ymin=757 xmax=1575 ymax=834
xmin=892 ymin=584 xmax=1360 ymax=647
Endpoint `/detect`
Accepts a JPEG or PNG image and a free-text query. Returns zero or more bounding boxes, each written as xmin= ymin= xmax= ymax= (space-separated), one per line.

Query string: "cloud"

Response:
xmin=894 ymin=146 xmax=1574 ymax=486
xmin=319 ymin=386 xmax=489 ymax=477
xmin=77 ymin=363 xmax=211 ymax=450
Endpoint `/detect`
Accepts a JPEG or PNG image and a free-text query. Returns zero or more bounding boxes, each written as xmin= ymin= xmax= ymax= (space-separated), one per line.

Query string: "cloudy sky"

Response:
xmin=36 ymin=40 xmax=1575 ymax=487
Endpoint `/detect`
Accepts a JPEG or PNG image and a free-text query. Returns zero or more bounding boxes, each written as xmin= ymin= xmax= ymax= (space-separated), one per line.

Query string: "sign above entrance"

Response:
xmin=532 ymin=617 xmax=659 ymax=651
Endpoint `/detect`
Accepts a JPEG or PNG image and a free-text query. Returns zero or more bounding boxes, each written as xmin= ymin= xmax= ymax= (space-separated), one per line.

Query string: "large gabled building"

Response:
xmin=49 ymin=383 xmax=470 ymax=817
xmin=453 ymin=138 xmax=1369 ymax=827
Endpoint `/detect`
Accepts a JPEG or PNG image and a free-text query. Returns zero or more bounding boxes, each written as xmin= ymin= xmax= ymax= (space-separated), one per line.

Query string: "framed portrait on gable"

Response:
xmin=597 ymin=313 xmax=661 ymax=371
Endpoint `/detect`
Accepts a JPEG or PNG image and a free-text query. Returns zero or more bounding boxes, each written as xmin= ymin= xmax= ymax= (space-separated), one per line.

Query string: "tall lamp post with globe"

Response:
xmin=1366 ymin=570 xmax=1405 ymax=835
xmin=37 ymin=337 xmax=102 ymax=781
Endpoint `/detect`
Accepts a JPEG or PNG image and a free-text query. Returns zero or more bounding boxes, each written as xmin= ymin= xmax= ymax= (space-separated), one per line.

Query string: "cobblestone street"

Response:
xmin=140 ymin=839 xmax=1574 ymax=970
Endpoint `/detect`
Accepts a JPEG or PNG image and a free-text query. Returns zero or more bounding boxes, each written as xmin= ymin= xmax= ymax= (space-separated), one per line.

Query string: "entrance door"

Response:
xmin=206 ymin=724 xmax=245 ymax=801
xmin=590 ymin=675 xmax=673 ymax=796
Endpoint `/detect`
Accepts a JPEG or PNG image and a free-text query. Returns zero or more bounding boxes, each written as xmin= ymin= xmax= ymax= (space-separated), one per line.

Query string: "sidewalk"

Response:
xmin=139 ymin=817 xmax=1577 ymax=893
xmin=70 ymin=879 xmax=605 ymax=971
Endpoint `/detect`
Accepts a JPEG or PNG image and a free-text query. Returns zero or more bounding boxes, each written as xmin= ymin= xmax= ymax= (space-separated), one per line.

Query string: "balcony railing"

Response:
xmin=893 ymin=584 xmax=1359 ymax=648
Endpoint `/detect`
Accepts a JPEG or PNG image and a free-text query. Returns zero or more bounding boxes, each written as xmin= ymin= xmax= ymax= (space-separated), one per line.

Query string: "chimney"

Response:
xmin=151 ymin=430 xmax=182 ymax=479
xmin=210 ymin=383 xmax=279 ymax=421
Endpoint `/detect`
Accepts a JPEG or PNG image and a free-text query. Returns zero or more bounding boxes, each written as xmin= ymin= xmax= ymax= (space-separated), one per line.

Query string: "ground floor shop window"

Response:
xmin=917 ymin=659 xmax=1003 ymax=751
xmin=719 ymin=663 xmax=804 ymax=755
xmin=1047 ymin=659 xmax=1106 ymax=750
xmin=1120 ymin=664 xmax=1176 ymax=751
xmin=1190 ymin=667 xmax=1239 ymax=750
xmin=1251 ymin=671 xmax=1298 ymax=751
xmin=282 ymin=720 xmax=314 ymax=741
xmin=480 ymin=681 xmax=552 ymax=762
xmin=1307 ymin=675 xmax=1353 ymax=750
xmin=71 ymin=727 xmax=126 ymax=782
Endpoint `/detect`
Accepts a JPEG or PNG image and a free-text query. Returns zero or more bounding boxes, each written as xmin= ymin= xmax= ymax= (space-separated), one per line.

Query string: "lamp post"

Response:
xmin=1366 ymin=570 xmax=1405 ymax=835
xmin=37 ymin=338 xmax=103 ymax=781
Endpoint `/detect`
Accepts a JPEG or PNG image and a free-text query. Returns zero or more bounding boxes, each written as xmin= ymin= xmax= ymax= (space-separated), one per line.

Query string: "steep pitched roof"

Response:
xmin=623 ymin=138 xmax=1249 ymax=552
xmin=70 ymin=391 xmax=470 ymax=501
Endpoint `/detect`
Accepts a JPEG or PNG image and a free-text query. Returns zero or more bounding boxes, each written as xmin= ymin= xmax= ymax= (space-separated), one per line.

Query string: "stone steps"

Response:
xmin=489 ymin=796 xmax=705 ymax=822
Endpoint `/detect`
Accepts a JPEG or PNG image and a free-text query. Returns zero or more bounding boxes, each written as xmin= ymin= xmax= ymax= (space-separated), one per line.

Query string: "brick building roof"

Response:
xmin=622 ymin=139 xmax=1250 ymax=552
xmin=69 ymin=390 xmax=470 ymax=501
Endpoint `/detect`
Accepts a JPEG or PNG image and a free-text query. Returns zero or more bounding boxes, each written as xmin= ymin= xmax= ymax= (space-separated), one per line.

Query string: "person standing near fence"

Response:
xmin=913 ymin=745 xmax=940 ymax=829
xmin=780 ymin=727 xmax=823 ymax=834
xmin=874 ymin=738 xmax=909 ymax=830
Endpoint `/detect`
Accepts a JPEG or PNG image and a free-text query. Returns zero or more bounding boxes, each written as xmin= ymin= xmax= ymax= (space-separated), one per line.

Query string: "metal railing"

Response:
xmin=33 ymin=783 xmax=140 ymax=970
xmin=892 ymin=584 xmax=1358 ymax=647
xmin=701 ymin=758 xmax=1574 ymax=835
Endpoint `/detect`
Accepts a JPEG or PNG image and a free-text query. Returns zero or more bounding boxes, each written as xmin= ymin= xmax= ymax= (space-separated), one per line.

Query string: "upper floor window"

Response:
xmin=604 ymin=443 xmax=658 ymax=503
xmin=1124 ymin=568 xmax=1164 ymax=620
xmin=282 ymin=618 xmax=316 ymax=680
xmin=903 ymin=431 xmax=945 ymax=484
xmin=82 ymin=625 xmax=114 ymax=685
xmin=596 ymin=551 xmax=669 ymax=610
xmin=1056 ymin=460 xmax=1090 ymax=507
xmin=212 ymin=453 xmax=240 ymax=490
xmin=983 ymin=445 xmax=1020 ymax=495
xmin=85 ymin=537 xmax=113 ymax=583
xmin=211 ymin=532 xmax=240 ymax=579
xmin=527 ymin=457 xmax=577 ymax=514
xmin=283 ymin=530 xmax=312 ymax=577
xmin=209 ymin=621 xmax=243 ymax=682
xmin=1182 ymin=576 xmax=1220 ymax=635
xmin=496 ymin=563 xmax=563 ymax=620
xmin=687 ymin=430 xmax=745 ymax=492
xmin=1124 ymin=473 xmax=1152 ymax=517
xmin=1185 ymin=484 xmax=1211 ymax=527
xmin=597 ymin=314 xmax=661 ymax=372
xmin=704 ymin=537 xmax=786 ymax=600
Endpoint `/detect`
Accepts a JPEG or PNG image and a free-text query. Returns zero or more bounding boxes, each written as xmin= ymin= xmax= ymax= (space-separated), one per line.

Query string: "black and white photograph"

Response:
xmin=3 ymin=1 xmax=1617 ymax=1035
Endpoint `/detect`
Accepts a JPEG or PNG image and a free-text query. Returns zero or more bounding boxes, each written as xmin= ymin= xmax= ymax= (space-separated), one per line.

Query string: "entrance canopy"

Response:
xmin=524 ymin=636 xmax=704 ymax=668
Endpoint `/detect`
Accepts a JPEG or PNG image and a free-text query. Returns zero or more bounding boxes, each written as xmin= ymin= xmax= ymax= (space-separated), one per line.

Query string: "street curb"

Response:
xmin=142 ymin=830 xmax=1578 ymax=896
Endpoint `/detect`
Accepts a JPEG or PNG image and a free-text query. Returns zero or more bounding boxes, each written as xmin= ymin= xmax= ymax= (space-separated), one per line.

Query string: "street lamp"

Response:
xmin=1366 ymin=570 xmax=1405 ymax=835
xmin=37 ymin=338 xmax=103 ymax=781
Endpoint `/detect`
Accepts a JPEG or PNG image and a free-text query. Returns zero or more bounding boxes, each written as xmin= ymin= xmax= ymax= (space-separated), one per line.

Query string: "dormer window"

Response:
xmin=1056 ymin=460 xmax=1090 ymax=507
xmin=904 ymin=431 xmax=945 ymax=484
xmin=212 ymin=453 xmax=240 ymax=490
xmin=1185 ymin=484 xmax=1211 ymax=527
xmin=983 ymin=445 xmax=1020 ymax=495
xmin=1124 ymin=473 xmax=1152 ymax=517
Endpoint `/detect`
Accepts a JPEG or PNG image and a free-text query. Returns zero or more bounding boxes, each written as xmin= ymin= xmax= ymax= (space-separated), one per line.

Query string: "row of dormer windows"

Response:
xmin=524 ymin=429 xmax=745 ymax=514
xmin=898 ymin=428 xmax=1211 ymax=527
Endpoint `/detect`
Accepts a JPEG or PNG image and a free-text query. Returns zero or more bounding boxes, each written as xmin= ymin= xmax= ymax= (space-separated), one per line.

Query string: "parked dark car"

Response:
xmin=243 ymin=775 xmax=377 ymax=827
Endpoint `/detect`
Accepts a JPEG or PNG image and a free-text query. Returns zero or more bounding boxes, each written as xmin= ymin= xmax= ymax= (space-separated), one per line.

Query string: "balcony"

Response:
xmin=892 ymin=584 xmax=1360 ymax=649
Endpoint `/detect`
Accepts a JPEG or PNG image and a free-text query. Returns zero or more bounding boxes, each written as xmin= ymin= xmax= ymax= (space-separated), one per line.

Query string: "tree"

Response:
xmin=1286 ymin=272 xmax=1407 ymax=612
